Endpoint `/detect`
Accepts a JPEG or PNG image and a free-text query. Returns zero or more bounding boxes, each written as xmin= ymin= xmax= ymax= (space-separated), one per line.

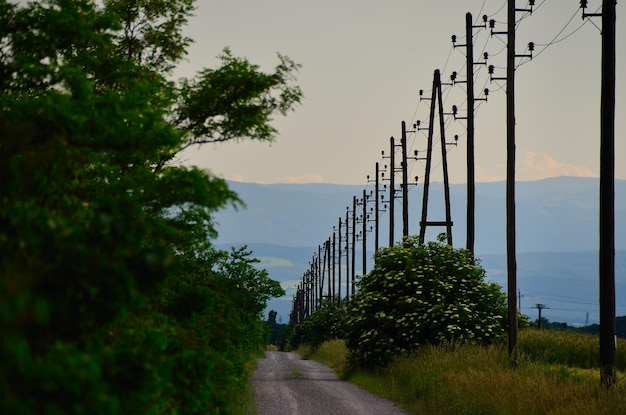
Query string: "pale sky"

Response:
xmin=174 ymin=0 xmax=624 ymax=185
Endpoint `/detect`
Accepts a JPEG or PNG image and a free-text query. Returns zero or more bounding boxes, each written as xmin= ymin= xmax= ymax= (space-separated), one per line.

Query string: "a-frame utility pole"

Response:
xmin=419 ymin=69 xmax=454 ymax=246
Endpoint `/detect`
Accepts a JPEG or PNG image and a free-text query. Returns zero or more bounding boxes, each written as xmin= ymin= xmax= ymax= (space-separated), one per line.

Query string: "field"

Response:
xmin=298 ymin=330 xmax=626 ymax=415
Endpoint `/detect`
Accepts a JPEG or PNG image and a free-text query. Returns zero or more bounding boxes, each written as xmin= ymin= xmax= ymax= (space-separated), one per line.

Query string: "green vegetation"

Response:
xmin=290 ymin=236 xmax=625 ymax=413
xmin=0 ymin=0 xmax=301 ymax=413
xmin=344 ymin=236 xmax=510 ymax=367
xmin=302 ymin=333 xmax=626 ymax=415
xmin=288 ymin=301 xmax=347 ymax=349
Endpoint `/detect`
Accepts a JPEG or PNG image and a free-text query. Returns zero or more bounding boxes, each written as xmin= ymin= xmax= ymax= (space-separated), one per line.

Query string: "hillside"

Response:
xmin=213 ymin=177 xmax=626 ymax=324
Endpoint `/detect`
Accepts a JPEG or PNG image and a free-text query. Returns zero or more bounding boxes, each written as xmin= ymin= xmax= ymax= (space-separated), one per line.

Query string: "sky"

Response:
xmin=174 ymin=0 xmax=624 ymax=185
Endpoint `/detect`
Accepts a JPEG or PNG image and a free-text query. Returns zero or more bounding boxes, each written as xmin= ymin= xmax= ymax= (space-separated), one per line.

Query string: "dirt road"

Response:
xmin=251 ymin=351 xmax=408 ymax=415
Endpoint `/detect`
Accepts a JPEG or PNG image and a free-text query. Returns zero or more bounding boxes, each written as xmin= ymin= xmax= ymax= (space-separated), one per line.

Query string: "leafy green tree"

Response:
xmin=345 ymin=236 xmax=507 ymax=368
xmin=0 ymin=0 xmax=300 ymax=413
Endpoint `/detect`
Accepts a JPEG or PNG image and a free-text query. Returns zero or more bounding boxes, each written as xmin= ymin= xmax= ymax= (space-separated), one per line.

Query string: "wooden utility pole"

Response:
xmin=419 ymin=69 xmax=454 ymax=246
xmin=375 ymin=162 xmax=380 ymax=252
xmin=362 ymin=188 xmax=368 ymax=277
xmin=505 ymin=0 xmax=518 ymax=364
xmin=401 ymin=121 xmax=409 ymax=237
xmin=337 ymin=217 xmax=342 ymax=306
xmin=532 ymin=304 xmax=549 ymax=330
xmin=331 ymin=232 xmax=336 ymax=304
xmin=598 ymin=0 xmax=617 ymax=389
xmin=389 ymin=137 xmax=395 ymax=246
xmin=350 ymin=197 xmax=356 ymax=298
xmin=465 ymin=12 xmax=476 ymax=255
xmin=326 ymin=238 xmax=331 ymax=305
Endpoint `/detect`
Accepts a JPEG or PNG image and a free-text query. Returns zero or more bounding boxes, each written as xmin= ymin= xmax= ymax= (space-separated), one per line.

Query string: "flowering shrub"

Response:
xmin=345 ymin=235 xmax=507 ymax=368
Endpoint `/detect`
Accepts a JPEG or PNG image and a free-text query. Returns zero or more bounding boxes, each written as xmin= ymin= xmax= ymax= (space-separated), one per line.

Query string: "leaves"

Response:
xmin=1 ymin=0 xmax=299 ymax=413
xmin=176 ymin=47 xmax=303 ymax=146
xmin=345 ymin=236 xmax=508 ymax=368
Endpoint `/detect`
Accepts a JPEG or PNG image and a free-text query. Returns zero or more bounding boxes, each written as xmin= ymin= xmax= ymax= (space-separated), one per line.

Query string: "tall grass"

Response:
xmin=519 ymin=329 xmax=626 ymax=369
xmin=300 ymin=330 xmax=626 ymax=415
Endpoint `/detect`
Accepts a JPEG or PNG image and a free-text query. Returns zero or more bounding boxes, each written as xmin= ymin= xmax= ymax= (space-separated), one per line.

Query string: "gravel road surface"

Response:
xmin=251 ymin=351 xmax=408 ymax=415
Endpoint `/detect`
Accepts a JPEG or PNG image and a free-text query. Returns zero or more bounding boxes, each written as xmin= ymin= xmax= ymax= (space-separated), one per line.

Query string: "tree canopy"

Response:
xmin=0 ymin=0 xmax=299 ymax=412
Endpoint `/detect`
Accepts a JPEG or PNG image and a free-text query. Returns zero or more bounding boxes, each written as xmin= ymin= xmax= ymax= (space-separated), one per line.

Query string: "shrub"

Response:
xmin=345 ymin=235 xmax=507 ymax=368
xmin=288 ymin=302 xmax=347 ymax=350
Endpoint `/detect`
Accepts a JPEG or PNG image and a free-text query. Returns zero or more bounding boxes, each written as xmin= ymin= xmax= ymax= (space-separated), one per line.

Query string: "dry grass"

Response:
xmin=302 ymin=331 xmax=626 ymax=415
xmin=296 ymin=339 xmax=349 ymax=376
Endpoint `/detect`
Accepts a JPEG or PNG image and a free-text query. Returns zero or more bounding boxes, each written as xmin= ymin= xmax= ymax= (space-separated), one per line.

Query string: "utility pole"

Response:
xmin=401 ymin=122 xmax=409 ymax=237
xmin=367 ymin=162 xmax=385 ymax=252
xmin=350 ymin=198 xmax=355 ymax=300
xmin=388 ymin=137 xmax=395 ymax=246
xmin=326 ymin=238 xmax=331 ymax=305
xmin=452 ymin=13 xmax=489 ymax=255
xmin=506 ymin=0 xmax=518 ymax=366
xmin=419 ymin=69 xmax=454 ymax=246
xmin=362 ymin=188 xmax=368 ymax=278
xmin=337 ymin=217 xmax=342 ymax=307
xmin=532 ymin=304 xmax=549 ymax=330
xmin=581 ymin=0 xmax=617 ymax=389
xmin=489 ymin=0 xmax=535 ymax=364
xmin=331 ymin=231 xmax=336 ymax=304
xmin=317 ymin=245 xmax=326 ymax=308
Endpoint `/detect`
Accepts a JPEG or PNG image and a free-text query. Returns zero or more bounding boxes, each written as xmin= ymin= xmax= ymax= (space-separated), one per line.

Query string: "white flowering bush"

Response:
xmin=345 ymin=235 xmax=507 ymax=368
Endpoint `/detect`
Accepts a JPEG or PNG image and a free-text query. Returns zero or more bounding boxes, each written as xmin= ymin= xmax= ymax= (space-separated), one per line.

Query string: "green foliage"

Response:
xmin=288 ymin=302 xmax=348 ymax=350
xmin=345 ymin=236 xmax=507 ymax=368
xmin=0 ymin=0 xmax=298 ymax=413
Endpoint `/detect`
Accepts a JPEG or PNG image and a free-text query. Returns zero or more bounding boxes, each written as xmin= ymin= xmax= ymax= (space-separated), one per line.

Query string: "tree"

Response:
xmin=0 ymin=0 xmax=300 ymax=413
xmin=345 ymin=235 xmax=508 ymax=368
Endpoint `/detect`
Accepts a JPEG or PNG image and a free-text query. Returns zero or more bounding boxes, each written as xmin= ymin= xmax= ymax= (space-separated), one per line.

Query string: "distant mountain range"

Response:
xmin=213 ymin=177 xmax=626 ymax=325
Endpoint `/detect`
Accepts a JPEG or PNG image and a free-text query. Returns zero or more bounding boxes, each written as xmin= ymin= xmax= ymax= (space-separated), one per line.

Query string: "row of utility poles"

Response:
xmin=291 ymin=0 xmax=617 ymax=389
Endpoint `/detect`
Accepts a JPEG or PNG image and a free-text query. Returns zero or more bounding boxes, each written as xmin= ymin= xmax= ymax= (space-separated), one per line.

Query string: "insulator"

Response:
xmin=451 ymin=71 xmax=457 ymax=81
xmin=484 ymin=52 xmax=489 ymax=61
xmin=580 ymin=0 xmax=588 ymax=9
xmin=419 ymin=89 xmax=424 ymax=96
xmin=488 ymin=64 xmax=495 ymax=75
xmin=482 ymin=15 xmax=488 ymax=23
xmin=452 ymin=105 xmax=458 ymax=115
xmin=484 ymin=88 xmax=489 ymax=96
xmin=489 ymin=19 xmax=496 ymax=29
xmin=528 ymin=42 xmax=535 ymax=52
xmin=451 ymin=35 xmax=457 ymax=43
xmin=529 ymin=0 xmax=535 ymax=6
xmin=455 ymin=135 xmax=459 ymax=141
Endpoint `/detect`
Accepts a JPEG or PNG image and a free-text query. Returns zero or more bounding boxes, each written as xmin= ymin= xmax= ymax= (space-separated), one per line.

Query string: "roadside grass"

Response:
xmin=227 ymin=346 xmax=272 ymax=415
xmin=299 ymin=330 xmax=626 ymax=415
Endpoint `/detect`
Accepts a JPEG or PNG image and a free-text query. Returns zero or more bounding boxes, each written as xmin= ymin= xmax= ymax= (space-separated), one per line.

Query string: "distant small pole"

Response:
xmin=389 ymin=136 xmax=395 ymax=246
xmin=375 ymin=162 xmax=380 ymax=251
xmin=532 ymin=304 xmax=549 ymax=330
xmin=401 ymin=121 xmax=409 ymax=237
xmin=337 ymin=217 xmax=342 ymax=307
xmin=362 ymin=188 xmax=368 ymax=278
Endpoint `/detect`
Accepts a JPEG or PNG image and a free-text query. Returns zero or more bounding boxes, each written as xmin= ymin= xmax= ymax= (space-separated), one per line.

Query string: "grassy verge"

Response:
xmin=227 ymin=346 xmax=277 ymax=415
xmin=299 ymin=331 xmax=626 ymax=415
